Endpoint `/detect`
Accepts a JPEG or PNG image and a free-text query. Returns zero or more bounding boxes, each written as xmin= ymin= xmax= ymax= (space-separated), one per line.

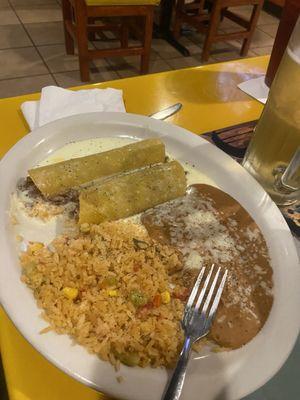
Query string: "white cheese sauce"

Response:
xmin=12 ymin=137 xmax=216 ymax=246
xmin=10 ymin=193 xmax=62 ymax=245
xmin=39 ymin=137 xmax=216 ymax=187
xmin=37 ymin=137 xmax=135 ymax=166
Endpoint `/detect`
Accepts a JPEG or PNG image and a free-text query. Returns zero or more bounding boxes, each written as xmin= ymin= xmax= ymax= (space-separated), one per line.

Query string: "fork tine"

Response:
xmin=193 ymin=264 xmax=215 ymax=314
xmin=162 ymin=268 xmax=227 ymax=400
xmin=201 ymin=266 xmax=221 ymax=316
xmin=204 ymin=269 xmax=228 ymax=331
xmin=185 ymin=267 xmax=205 ymax=310
xmin=183 ymin=267 xmax=205 ymax=324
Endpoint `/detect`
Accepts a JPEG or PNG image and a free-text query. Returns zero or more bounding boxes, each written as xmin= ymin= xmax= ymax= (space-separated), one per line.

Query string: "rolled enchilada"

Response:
xmin=29 ymin=138 xmax=165 ymax=197
xmin=79 ymin=161 xmax=186 ymax=224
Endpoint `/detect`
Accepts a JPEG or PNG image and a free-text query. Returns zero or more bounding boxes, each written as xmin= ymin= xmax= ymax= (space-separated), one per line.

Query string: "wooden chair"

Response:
xmin=62 ymin=0 xmax=159 ymax=81
xmin=173 ymin=0 xmax=264 ymax=61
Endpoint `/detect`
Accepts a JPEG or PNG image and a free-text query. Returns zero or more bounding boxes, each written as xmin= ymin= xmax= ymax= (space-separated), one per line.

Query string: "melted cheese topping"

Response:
xmin=39 ymin=137 xmax=216 ymax=187
xmin=12 ymin=137 xmax=216 ymax=245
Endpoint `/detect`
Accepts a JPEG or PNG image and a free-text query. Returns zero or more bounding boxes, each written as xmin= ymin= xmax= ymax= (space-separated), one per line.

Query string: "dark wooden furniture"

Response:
xmin=265 ymin=0 xmax=299 ymax=86
xmin=268 ymin=0 xmax=284 ymax=6
xmin=154 ymin=0 xmax=190 ymax=56
xmin=62 ymin=0 xmax=158 ymax=81
xmin=263 ymin=0 xmax=284 ymax=18
xmin=173 ymin=0 xmax=264 ymax=62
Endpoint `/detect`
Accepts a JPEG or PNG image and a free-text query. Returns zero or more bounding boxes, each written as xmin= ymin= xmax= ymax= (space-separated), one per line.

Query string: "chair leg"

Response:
xmin=120 ymin=18 xmax=129 ymax=48
xmin=173 ymin=0 xmax=185 ymax=39
xmin=62 ymin=0 xmax=74 ymax=55
xmin=140 ymin=7 xmax=154 ymax=74
xmin=240 ymin=2 xmax=263 ymax=56
xmin=74 ymin=0 xmax=90 ymax=81
xmin=220 ymin=6 xmax=227 ymax=22
xmin=88 ymin=17 xmax=96 ymax=41
xmin=197 ymin=0 xmax=206 ymax=15
xmin=201 ymin=1 xmax=221 ymax=62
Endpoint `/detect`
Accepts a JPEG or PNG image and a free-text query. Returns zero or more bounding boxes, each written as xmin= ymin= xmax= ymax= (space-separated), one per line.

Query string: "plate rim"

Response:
xmin=0 ymin=111 xmax=299 ymax=400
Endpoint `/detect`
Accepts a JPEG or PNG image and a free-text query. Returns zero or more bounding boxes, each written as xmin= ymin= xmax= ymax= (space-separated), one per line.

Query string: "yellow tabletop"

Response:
xmin=0 ymin=56 xmax=267 ymax=158
xmin=0 ymin=56 xmax=268 ymax=400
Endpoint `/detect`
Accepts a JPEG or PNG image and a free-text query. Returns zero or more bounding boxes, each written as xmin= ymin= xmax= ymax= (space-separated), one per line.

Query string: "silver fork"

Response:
xmin=162 ymin=265 xmax=228 ymax=400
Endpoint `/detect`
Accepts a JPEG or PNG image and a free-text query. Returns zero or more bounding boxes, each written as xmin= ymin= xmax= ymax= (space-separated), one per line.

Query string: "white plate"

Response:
xmin=0 ymin=112 xmax=299 ymax=400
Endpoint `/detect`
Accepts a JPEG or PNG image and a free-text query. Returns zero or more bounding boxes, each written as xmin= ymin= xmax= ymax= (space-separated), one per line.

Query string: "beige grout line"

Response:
xmin=0 ymin=45 xmax=34 ymax=51
xmin=31 ymin=42 xmax=66 ymax=48
xmin=6 ymin=0 xmax=60 ymax=86
xmin=0 ymin=72 xmax=60 ymax=83
xmin=88 ymin=36 xmax=125 ymax=79
xmin=256 ymin=27 xmax=277 ymax=40
xmin=163 ymin=57 xmax=178 ymax=70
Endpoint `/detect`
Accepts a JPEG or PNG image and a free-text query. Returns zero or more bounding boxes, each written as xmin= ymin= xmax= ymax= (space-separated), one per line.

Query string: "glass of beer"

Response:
xmin=242 ymin=17 xmax=300 ymax=206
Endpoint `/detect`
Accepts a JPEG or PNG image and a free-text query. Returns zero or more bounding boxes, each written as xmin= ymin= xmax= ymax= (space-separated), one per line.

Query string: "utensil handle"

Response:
xmin=162 ymin=336 xmax=193 ymax=400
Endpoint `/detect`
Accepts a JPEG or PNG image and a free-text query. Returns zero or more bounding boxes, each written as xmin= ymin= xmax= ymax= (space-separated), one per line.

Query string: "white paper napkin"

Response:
xmin=21 ymin=86 xmax=126 ymax=130
xmin=237 ymin=76 xmax=269 ymax=104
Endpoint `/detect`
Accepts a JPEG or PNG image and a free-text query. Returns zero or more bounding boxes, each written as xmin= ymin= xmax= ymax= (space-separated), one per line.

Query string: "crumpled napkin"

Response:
xmin=21 ymin=86 xmax=126 ymax=130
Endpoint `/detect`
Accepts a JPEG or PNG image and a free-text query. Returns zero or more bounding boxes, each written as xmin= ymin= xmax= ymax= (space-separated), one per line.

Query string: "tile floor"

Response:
xmin=0 ymin=0 xmax=279 ymax=98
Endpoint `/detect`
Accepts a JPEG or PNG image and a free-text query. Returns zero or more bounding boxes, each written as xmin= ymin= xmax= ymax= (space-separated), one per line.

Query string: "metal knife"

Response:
xmin=149 ymin=103 xmax=182 ymax=120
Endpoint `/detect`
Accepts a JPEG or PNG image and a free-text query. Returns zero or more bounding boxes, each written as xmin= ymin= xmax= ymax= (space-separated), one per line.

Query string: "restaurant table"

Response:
xmin=1 ymin=55 xmax=300 ymax=400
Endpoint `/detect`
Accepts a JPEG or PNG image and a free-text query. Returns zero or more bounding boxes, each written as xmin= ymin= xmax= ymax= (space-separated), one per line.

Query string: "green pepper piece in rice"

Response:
xmin=129 ymin=290 xmax=147 ymax=307
xmin=118 ymin=351 xmax=140 ymax=367
xmin=133 ymin=238 xmax=149 ymax=250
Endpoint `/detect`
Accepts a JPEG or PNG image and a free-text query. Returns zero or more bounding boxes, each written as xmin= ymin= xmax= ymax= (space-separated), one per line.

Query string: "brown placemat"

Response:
xmin=201 ymin=121 xmax=300 ymax=238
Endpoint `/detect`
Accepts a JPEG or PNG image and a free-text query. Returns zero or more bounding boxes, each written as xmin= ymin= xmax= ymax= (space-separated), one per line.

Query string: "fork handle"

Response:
xmin=162 ymin=336 xmax=193 ymax=400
